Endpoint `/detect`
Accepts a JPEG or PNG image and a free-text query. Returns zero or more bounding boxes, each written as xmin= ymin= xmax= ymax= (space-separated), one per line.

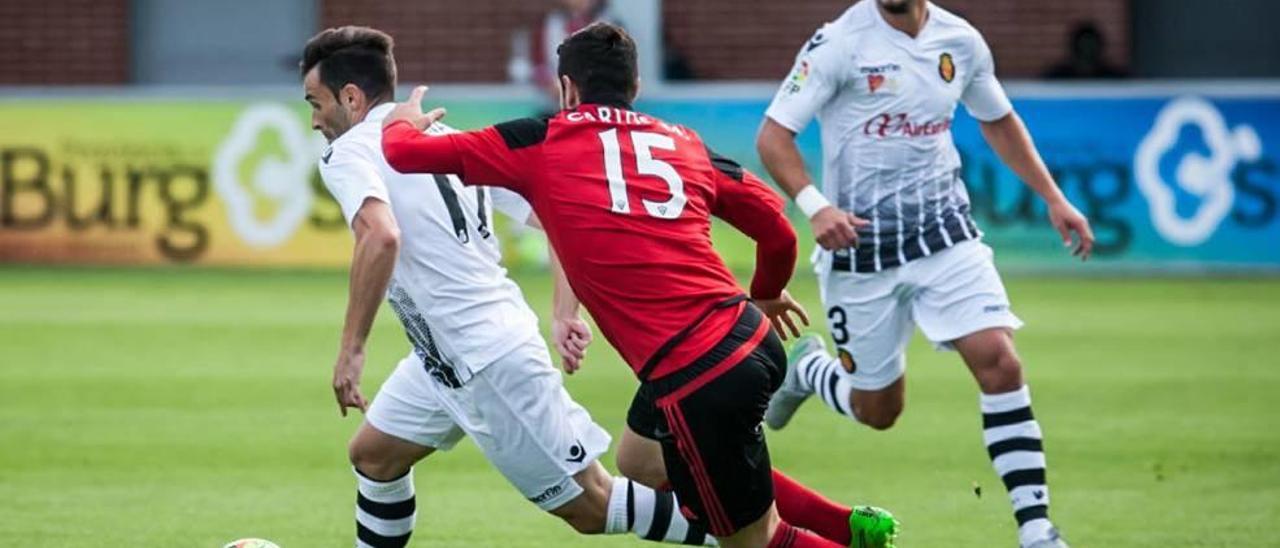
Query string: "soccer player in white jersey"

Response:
xmin=302 ymin=27 xmax=713 ymax=548
xmin=756 ymin=2 xmax=1094 ymax=547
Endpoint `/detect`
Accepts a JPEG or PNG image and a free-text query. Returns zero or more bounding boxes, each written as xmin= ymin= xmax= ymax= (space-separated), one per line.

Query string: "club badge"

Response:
xmin=938 ymin=52 xmax=955 ymax=83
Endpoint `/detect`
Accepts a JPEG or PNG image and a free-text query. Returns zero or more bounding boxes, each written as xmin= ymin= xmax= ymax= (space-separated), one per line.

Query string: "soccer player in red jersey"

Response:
xmin=378 ymin=22 xmax=900 ymax=548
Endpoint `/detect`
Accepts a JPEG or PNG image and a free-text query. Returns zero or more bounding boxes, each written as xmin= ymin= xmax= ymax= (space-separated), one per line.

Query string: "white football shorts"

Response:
xmin=365 ymin=335 xmax=611 ymax=511
xmin=816 ymin=239 xmax=1023 ymax=391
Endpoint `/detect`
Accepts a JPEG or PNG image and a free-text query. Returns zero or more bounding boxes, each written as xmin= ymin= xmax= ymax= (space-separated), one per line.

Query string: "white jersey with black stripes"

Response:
xmin=765 ymin=0 xmax=1013 ymax=273
xmin=318 ymin=102 xmax=539 ymax=384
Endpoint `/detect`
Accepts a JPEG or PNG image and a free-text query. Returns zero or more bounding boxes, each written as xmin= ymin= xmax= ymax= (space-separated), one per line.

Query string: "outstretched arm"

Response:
xmin=980 ymin=113 xmax=1094 ymax=259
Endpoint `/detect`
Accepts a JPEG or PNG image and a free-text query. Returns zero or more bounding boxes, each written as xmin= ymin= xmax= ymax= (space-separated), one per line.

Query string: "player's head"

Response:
xmin=300 ymin=26 xmax=397 ymax=142
xmin=556 ymin=22 xmax=640 ymax=110
xmin=877 ymin=0 xmax=918 ymax=15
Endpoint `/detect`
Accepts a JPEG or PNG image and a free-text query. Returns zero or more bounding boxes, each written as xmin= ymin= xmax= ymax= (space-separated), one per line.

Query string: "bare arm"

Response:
xmin=332 ymin=198 xmax=400 ymax=416
xmin=756 ymin=118 xmax=868 ymax=250
xmin=980 ymin=113 xmax=1094 ymax=259
xmin=526 ymin=214 xmax=592 ymax=374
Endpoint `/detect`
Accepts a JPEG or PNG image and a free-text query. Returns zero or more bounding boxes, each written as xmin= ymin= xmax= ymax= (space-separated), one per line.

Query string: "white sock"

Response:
xmin=354 ymin=467 xmax=416 ymax=548
xmin=605 ymin=477 xmax=716 ymax=545
xmin=980 ymin=386 xmax=1055 ymax=546
xmin=796 ymin=351 xmax=856 ymax=419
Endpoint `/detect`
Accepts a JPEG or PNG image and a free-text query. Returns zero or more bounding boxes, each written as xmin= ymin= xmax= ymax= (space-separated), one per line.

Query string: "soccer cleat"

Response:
xmin=848 ymin=505 xmax=900 ymax=548
xmin=1024 ymin=527 xmax=1069 ymax=548
xmin=764 ymin=333 xmax=825 ymax=430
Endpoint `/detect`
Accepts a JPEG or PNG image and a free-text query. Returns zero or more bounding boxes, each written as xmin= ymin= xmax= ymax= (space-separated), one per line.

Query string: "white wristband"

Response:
xmin=794 ymin=185 xmax=831 ymax=219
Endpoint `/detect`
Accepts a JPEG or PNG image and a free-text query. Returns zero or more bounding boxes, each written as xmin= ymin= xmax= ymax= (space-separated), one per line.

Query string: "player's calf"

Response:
xmin=956 ymin=330 xmax=1064 ymax=547
xmin=849 ymin=379 xmax=906 ymax=431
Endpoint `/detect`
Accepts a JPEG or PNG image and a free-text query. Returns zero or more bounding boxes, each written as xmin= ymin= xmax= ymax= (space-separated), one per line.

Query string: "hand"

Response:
xmin=1047 ymin=200 xmax=1095 ymax=261
xmin=332 ymin=347 xmax=369 ymax=417
xmin=552 ymin=315 xmax=593 ymax=375
xmin=382 ymin=86 xmax=448 ymax=132
xmin=810 ymin=206 xmax=870 ymax=251
xmin=755 ymin=290 xmax=810 ymax=341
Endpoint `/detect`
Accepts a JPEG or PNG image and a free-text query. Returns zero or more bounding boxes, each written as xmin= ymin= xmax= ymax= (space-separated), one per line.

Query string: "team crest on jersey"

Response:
xmin=938 ymin=52 xmax=956 ymax=83
xmin=837 ymin=349 xmax=857 ymax=373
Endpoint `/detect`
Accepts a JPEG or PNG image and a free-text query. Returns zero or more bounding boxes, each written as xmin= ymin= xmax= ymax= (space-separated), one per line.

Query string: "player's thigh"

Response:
xmin=654 ymin=345 xmax=781 ymax=537
xmin=910 ymin=240 xmax=1024 ymax=351
xmin=359 ymin=354 xmax=466 ymax=473
xmin=455 ymin=337 xmax=613 ymax=513
xmin=820 ymin=267 xmax=914 ymax=393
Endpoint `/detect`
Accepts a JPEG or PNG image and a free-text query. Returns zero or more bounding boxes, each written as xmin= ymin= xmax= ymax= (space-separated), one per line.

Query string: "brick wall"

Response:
xmin=665 ymin=0 xmax=1131 ymax=80
xmin=321 ymin=0 xmax=557 ymax=83
xmin=0 ymin=0 xmax=130 ymax=84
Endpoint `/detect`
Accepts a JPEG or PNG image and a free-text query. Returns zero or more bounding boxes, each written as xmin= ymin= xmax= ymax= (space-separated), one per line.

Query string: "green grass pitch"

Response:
xmin=1 ymin=266 xmax=1277 ymax=547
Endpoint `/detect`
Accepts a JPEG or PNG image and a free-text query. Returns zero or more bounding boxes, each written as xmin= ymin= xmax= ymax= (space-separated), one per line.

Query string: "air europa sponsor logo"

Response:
xmin=863 ymin=113 xmax=953 ymax=138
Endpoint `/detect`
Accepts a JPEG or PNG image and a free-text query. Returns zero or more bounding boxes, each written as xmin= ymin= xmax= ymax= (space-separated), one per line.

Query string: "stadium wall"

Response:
xmin=0 ymin=82 xmax=1277 ymax=273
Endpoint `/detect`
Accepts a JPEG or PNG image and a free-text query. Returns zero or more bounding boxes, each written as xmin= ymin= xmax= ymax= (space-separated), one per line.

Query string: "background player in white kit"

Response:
xmin=302 ymin=26 xmax=712 ymax=547
xmin=756 ymin=1 xmax=1095 ymax=547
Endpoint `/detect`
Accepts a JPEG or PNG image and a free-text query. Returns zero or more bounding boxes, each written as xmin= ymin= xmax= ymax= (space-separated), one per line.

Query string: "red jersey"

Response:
xmin=383 ymin=104 xmax=797 ymax=379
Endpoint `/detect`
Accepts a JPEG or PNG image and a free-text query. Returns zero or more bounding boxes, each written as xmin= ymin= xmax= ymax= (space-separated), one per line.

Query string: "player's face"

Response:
xmin=877 ymin=0 xmax=916 ymax=15
xmin=303 ymin=68 xmax=353 ymax=143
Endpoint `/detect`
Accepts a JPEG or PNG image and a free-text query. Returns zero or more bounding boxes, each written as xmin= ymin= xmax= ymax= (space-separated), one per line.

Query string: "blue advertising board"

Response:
xmin=642 ymin=91 xmax=1280 ymax=271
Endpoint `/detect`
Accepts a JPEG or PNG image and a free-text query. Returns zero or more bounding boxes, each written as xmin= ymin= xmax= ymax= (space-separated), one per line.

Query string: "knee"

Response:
xmin=976 ymin=350 xmax=1024 ymax=394
xmin=348 ymin=439 xmax=406 ymax=481
xmin=858 ymin=403 xmax=903 ymax=431
xmin=617 ymin=453 xmax=665 ymax=489
xmin=555 ymin=482 xmax=610 ymax=535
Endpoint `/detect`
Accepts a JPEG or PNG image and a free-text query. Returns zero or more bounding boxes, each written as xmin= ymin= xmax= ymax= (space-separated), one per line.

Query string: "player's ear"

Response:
xmin=340 ymin=83 xmax=365 ymax=111
xmin=559 ymin=75 xmax=577 ymax=110
xmin=631 ymin=76 xmax=642 ymax=103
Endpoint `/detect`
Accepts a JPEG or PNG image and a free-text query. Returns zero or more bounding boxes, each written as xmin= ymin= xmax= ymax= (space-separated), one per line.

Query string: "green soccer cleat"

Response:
xmin=848 ymin=505 xmax=900 ymax=548
xmin=764 ymin=333 xmax=826 ymax=430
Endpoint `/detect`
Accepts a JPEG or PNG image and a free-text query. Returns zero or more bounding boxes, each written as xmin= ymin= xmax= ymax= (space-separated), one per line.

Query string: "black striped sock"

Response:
xmin=798 ymin=353 xmax=855 ymax=419
xmin=606 ymin=478 xmax=713 ymax=545
xmin=981 ymin=386 xmax=1054 ymax=545
xmin=354 ymin=467 xmax=416 ymax=548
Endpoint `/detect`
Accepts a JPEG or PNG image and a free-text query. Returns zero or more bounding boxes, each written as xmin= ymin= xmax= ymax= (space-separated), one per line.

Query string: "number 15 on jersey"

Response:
xmin=598 ymin=128 xmax=687 ymax=219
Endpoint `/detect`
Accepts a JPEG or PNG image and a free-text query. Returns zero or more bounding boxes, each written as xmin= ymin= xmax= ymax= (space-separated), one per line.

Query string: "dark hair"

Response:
xmin=556 ymin=22 xmax=638 ymax=108
xmin=300 ymin=26 xmax=397 ymax=103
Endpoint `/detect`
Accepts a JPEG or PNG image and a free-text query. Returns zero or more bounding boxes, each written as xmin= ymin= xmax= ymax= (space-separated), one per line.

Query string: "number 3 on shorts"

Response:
xmin=827 ymin=306 xmax=849 ymax=345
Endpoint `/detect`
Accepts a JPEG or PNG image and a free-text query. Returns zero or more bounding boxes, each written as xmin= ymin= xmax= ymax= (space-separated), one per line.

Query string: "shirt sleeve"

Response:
xmin=706 ymin=148 xmax=798 ymax=300
xmin=960 ymin=33 xmax=1014 ymax=122
xmin=317 ymin=139 xmax=390 ymax=229
xmin=489 ymin=186 xmax=533 ymax=225
xmin=763 ymin=25 xmax=844 ymax=134
xmin=382 ymin=118 xmax=543 ymax=194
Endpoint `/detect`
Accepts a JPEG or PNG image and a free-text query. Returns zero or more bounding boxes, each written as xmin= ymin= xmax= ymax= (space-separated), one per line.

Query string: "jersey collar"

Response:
xmin=873 ymin=1 xmax=934 ymax=47
xmin=365 ymin=102 xmax=396 ymax=123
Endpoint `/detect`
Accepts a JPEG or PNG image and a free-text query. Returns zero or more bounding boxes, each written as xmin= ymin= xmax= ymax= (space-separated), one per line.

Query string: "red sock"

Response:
xmin=772 ymin=469 xmax=853 ymax=545
xmin=768 ymin=520 xmax=846 ymax=548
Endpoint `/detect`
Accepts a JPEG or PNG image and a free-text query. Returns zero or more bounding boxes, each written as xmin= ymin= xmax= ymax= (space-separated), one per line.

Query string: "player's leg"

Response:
xmin=912 ymin=241 xmax=1064 ymax=547
xmin=621 ymin=426 xmax=892 ymax=547
xmin=460 ymin=336 xmax=714 ymax=544
xmin=653 ymin=306 xmax=897 ymax=547
xmin=767 ymin=266 xmax=914 ymax=431
xmin=353 ymin=354 xmax=467 ymax=548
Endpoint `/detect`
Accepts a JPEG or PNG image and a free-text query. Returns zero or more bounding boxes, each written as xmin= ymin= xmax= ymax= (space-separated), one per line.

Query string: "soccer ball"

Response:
xmin=222 ymin=539 xmax=280 ymax=548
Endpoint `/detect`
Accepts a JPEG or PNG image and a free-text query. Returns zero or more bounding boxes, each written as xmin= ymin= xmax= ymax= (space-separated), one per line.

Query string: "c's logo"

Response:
xmin=212 ymin=103 xmax=326 ymax=247
xmin=837 ymin=349 xmax=857 ymax=373
xmin=1134 ymin=97 xmax=1261 ymax=246
xmin=938 ymin=52 xmax=955 ymax=83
